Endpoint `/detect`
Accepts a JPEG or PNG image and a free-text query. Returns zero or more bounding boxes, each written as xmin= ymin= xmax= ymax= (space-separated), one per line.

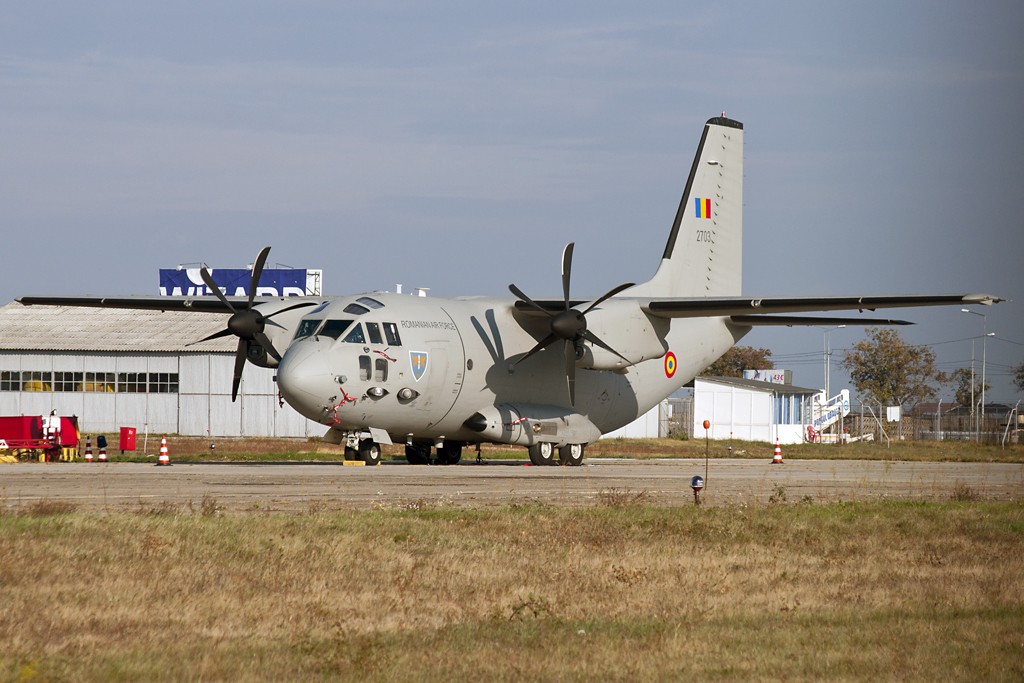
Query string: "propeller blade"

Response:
xmin=508 ymin=283 xmax=554 ymax=317
xmin=582 ymin=329 xmax=632 ymax=364
xmin=564 ymin=339 xmax=577 ymax=406
xmin=200 ymin=266 xmax=238 ymax=313
xmin=247 ymin=246 xmax=271 ymax=309
xmin=513 ymin=333 xmax=559 ymax=367
xmin=254 ymin=331 xmax=283 ymax=362
xmin=187 ymin=327 xmax=235 ymax=346
xmin=231 ymin=339 xmax=247 ymax=402
xmin=264 ymin=301 xmax=320 ymax=319
xmin=561 ymin=242 xmax=574 ymax=311
xmin=580 ymin=281 xmax=636 ymax=316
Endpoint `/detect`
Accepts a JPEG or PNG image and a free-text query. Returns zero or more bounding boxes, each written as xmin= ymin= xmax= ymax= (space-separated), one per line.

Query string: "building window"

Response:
xmin=53 ymin=371 xmax=83 ymax=392
xmin=148 ymin=373 xmax=179 ymax=393
xmin=22 ymin=371 xmax=52 ymax=392
xmin=118 ymin=372 xmax=148 ymax=393
xmin=84 ymin=372 xmax=116 ymax=393
xmin=1 ymin=371 xmax=21 ymax=391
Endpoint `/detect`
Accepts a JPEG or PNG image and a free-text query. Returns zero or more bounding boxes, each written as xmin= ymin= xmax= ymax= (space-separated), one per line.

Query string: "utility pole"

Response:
xmin=962 ymin=309 xmax=995 ymax=443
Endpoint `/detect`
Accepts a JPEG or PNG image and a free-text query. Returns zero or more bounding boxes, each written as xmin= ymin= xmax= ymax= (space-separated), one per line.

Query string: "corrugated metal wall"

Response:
xmin=0 ymin=351 xmax=321 ymax=437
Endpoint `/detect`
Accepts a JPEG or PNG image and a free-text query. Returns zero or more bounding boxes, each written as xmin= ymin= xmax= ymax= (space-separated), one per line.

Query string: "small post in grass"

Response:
xmin=703 ymin=419 xmax=711 ymax=487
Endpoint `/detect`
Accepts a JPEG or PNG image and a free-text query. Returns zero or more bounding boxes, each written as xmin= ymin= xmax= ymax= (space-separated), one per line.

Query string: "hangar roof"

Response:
xmin=695 ymin=376 xmax=821 ymax=395
xmin=0 ymin=302 xmax=235 ymax=353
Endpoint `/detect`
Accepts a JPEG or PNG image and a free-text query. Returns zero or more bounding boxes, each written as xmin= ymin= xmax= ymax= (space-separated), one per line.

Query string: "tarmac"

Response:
xmin=2 ymin=458 xmax=1022 ymax=511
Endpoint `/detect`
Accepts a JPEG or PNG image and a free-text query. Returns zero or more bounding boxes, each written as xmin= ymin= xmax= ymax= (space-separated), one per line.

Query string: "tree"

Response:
xmin=701 ymin=346 xmax=773 ymax=377
xmin=841 ymin=328 xmax=943 ymax=407
xmin=948 ymin=367 xmax=989 ymax=407
xmin=1014 ymin=361 xmax=1024 ymax=394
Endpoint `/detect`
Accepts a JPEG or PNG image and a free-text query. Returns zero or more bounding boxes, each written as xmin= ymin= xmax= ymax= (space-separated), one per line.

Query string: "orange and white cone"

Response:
xmin=98 ymin=441 xmax=107 ymax=462
xmin=84 ymin=437 xmax=93 ymax=463
xmin=157 ymin=436 xmax=170 ymax=466
xmin=770 ymin=439 xmax=783 ymax=464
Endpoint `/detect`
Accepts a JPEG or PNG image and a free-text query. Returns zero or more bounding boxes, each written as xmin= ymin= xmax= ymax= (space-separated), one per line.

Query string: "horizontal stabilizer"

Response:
xmin=643 ymin=293 xmax=1003 ymax=318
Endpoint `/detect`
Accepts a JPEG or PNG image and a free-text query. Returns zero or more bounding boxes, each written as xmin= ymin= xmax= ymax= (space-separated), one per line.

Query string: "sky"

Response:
xmin=2 ymin=1 xmax=1022 ymax=404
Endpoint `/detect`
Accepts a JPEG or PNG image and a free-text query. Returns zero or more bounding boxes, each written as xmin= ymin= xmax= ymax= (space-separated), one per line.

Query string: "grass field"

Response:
xmin=2 ymin=499 xmax=1022 ymax=681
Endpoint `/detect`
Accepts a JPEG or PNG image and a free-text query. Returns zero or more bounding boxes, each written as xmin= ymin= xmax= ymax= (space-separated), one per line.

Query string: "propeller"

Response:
xmin=508 ymin=242 xmax=635 ymax=405
xmin=190 ymin=246 xmax=312 ymax=401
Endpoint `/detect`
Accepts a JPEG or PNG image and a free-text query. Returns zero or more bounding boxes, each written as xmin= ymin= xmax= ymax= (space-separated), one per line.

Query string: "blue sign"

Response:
xmin=159 ymin=268 xmax=321 ymax=297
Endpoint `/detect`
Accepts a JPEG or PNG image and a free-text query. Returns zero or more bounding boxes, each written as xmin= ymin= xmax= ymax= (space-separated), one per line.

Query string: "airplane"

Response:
xmin=19 ymin=115 xmax=1003 ymax=466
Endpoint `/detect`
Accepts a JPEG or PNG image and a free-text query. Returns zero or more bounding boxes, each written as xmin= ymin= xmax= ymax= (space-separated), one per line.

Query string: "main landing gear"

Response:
xmin=528 ymin=442 xmax=585 ymax=467
xmin=404 ymin=441 xmax=463 ymax=465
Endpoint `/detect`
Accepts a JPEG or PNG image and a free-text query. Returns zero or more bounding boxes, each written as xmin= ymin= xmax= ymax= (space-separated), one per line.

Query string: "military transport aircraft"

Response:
xmin=20 ymin=116 xmax=1002 ymax=466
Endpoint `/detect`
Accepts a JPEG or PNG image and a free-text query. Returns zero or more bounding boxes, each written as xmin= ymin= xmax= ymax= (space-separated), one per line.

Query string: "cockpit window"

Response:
xmin=383 ymin=322 xmax=402 ymax=346
xmin=365 ymin=322 xmax=383 ymax=345
xmin=294 ymin=319 xmax=322 ymax=340
xmin=343 ymin=303 xmax=370 ymax=315
xmin=343 ymin=324 xmax=366 ymax=344
xmin=319 ymin=320 xmax=353 ymax=340
xmin=357 ymin=297 xmax=385 ymax=309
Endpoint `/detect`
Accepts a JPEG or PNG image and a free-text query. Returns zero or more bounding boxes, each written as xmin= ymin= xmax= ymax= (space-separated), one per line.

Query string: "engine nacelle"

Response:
xmin=577 ymin=300 xmax=668 ymax=370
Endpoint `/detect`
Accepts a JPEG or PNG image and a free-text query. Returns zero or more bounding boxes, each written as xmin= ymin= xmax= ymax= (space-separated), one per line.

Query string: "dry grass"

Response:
xmin=92 ymin=434 xmax=1024 ymax=464
xmin=1 ymin=501 xmax=1022 ymax=681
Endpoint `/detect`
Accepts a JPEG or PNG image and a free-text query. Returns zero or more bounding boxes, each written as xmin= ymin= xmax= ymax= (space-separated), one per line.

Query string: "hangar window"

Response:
xmin=365 ymin=322 xmax=383 ymax=345
xmin=357 ymin=297 xmax=384 ymax=309
xmin=84 ymin=372 xmax=116 ymax=393
xmin=0 ymin=371 xmax=21 ymax=391
xmin=22 ymin=371 xmax=52 ymax=392
xmin=344 ymin=303 xmax=370 ymax=315
xmin=383 ymin=322 xmax=402 ymax=346
xmin=149 ymin=373 xmax=179 ymax=393
xmin=53 ymin=372 xmax=83 ymax=392
xmin=343 ymin=324 xmax=366 ymax=344
xmin=318 ymin=319 xmax=353 ymax=340
xmin=118 ymin=373 xmax=148 ymax=393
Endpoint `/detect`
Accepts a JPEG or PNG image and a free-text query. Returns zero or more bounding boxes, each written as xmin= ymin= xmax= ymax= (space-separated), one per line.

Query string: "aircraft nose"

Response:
xmin=277 ymin=340 xmax=336 ymax=421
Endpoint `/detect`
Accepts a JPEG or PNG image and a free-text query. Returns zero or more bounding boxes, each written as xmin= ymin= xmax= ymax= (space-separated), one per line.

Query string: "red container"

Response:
xmin=119 ymin=426 xmax=137 ymax=452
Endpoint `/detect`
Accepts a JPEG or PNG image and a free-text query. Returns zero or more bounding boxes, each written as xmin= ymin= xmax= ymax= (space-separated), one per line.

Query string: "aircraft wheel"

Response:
xmin=528 ymin=442 xmax=555 ymax=466
xmin=558 ymin=443 xmax=585 ymax=467
xmin=405 ymin=442 xmax=431 ymax=465
xmin=359 ymin=440 xmax=381 ymax=466
xmin=437 ymin=442 xmax=463 ymax=466
xmin=344 ymin=446 xmax=360 ymax=461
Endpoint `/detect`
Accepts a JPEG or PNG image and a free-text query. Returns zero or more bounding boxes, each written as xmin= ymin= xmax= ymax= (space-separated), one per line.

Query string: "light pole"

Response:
xmin=962 ymin=309 xmax=994 ymax=443
xmin=822 ymin=325 xmax=846 ymax=399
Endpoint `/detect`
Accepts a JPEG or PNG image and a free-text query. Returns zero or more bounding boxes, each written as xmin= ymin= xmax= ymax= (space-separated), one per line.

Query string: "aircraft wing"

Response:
xmin=16 ymin=295 xmax=322 ymax=312
xmin=728 ymin=315 xmax=913 ymax=326
xmin=512 ymin=292 xmax=1002 ymax=319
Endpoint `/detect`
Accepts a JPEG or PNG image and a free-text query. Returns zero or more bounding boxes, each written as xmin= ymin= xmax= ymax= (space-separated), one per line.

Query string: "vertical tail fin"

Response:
xmin=629 ymin=116 xmax=743 ymax=298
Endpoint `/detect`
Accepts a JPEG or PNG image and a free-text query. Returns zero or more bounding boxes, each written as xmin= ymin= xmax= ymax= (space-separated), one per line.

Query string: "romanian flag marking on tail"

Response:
xmin=694 ymin=197 xmax=712 ymax=219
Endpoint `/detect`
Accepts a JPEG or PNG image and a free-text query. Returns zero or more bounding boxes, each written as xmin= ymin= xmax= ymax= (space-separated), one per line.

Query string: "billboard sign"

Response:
xmin=742 ymin=369 xmax=792 ymax=385
xmin=159 ymin=268 xmax=322 ymax=297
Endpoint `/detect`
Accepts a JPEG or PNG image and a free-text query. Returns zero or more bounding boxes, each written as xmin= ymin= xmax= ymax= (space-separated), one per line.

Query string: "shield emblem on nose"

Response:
xmin=410 ymin=351 xmax=428 ymax=381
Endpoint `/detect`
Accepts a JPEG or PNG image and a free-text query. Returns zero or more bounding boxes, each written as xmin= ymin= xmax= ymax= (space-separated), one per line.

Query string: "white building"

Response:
xmin=0 ymin=303 xmax=321 ymax=438
xmin=601 ymin=399 xmax=671 ymax=439
xmin=692 ymin=376 xmax=821 ymax=444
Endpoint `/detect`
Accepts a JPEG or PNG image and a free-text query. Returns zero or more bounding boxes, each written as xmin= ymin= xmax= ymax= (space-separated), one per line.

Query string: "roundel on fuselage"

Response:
xmin=664 ymin=351 xmax=677 ymax=378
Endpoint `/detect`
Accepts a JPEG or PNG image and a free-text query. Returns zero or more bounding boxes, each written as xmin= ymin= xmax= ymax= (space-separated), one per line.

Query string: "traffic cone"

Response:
xmin=157 ymin=436 xmax=170 ymax=466
xmin=770 ymin=439 xmax=783 ymax=464
xmin=84 ymin=437 xmax=93 ymax=463
xmin=98 ymin=440 xmax=107 ymax=463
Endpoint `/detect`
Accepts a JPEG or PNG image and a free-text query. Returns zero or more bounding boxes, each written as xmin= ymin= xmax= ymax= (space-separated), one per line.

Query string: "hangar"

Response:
xmin=0 ymin=302 xmax=320 ymax=438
